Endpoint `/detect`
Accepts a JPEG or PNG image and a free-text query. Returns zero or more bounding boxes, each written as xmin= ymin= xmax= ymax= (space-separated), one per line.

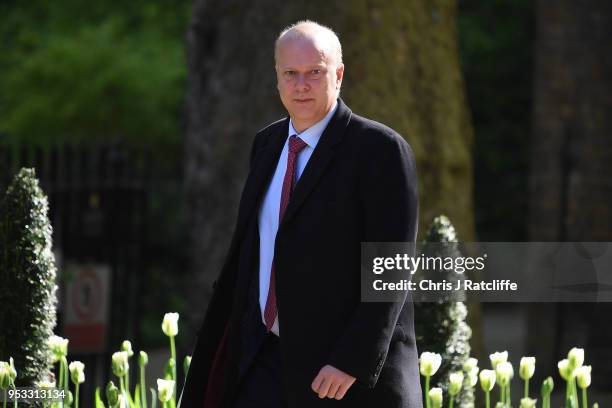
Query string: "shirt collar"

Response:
xmin=288 ymin=100 xmax=338 ymax=148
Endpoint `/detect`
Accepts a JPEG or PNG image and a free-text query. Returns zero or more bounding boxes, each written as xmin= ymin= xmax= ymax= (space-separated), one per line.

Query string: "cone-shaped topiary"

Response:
xmin=415 ymin=215 xmax=474 ymax=407
xmin=0 ymin=168 xmax=58 ymax=386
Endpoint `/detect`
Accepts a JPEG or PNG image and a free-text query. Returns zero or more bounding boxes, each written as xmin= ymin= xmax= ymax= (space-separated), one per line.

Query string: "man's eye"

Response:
xmin=312 ymin=69 xmax=321 ymax=74
xmin=285 ymin=71 xmax=296 ymax=76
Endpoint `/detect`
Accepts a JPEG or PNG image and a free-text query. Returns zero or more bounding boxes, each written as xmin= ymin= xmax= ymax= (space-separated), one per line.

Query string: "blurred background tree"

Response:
xmin=527 ymin=0 xmax=612 ymax=391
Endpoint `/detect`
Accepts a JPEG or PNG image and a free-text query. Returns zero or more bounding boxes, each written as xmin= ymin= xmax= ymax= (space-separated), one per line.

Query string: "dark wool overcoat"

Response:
xmin=179 ymin=98 xmax=422 ymax=408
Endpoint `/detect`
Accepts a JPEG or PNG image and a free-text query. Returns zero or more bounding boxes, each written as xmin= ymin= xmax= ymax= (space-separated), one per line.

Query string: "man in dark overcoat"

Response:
xmin=179 ymin=20 xmax=422 ymax=408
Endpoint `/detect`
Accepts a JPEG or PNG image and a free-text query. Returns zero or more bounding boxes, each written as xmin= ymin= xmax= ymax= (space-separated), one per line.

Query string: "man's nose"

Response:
xmin=294 ymin=73 xmax=309 ymax=90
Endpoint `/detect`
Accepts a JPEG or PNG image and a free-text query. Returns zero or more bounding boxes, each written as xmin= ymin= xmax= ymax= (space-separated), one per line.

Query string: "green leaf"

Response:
xmin=149 ymin=388 xmax=157 ymax=408
xmin=95 ymin=387 xmax=106 ymax=408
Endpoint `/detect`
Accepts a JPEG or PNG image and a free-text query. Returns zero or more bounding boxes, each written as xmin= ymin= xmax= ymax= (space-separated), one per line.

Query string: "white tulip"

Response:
xmin=463 ymin=357 xmax=478 ymax=372
xmin=419 ymin=352 xmax=442 ymax=377
xmin=575 ymin=365 xmax=592 ymax=389
xmin=568 ymin=348 xmax=584 ymax=370
xmin=479 ymin=369 xmax=496 ymax=392
xmin=489 ymin=351 xmax=508 ymax=370
xmin=162 ymin=313 xmax=179 ymax=337
xmin=495 ymin=361 xmax=514 ymax=387
xmin=157 ymin=378 xmax=175 ymax=403
xmin=520 ymin=397 xmax=537 ymax=408
xmin=519 ymin=357 xmax=535 ymax=380
xmin=112 ymin=351 xmax=129 ymax=377
xmin=467 ymin=366 xmax=479 ymax=388
xmin=429 ymin=387 xmax=443 ymax=408
xmin=48 ymin=335 xmax=69 ymax=363
xmin=558 ymin=359 xmax=573 ymax=381
xmin=449 ymin=372 xmax=464 ymax=396
xmin=69 ymin=361 xmax=85 ymax=384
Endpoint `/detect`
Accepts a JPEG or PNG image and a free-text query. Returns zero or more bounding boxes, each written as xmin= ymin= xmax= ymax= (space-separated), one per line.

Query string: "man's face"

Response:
xmin=275 ymin=36 xmax=344 ymax=133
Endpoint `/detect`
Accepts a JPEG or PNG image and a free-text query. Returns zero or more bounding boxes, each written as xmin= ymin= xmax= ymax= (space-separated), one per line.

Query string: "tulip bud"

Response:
xmin=183 ymin=356 xmax=192 ymax=376
xmin=541 ymin=376 xmax=554 ymax=396
xmin=112 ymin=351 xmax=129 ymax=378
xmin=449 ymin=372 xmax=463 ymax=396
xmin=0 ymin=363 xmax=11 ymax=389
xmin=67 ymin=390 xmax=74 ymax=406
xmin=467 ymin=367 xmax=479 ymax=388
xmin=568 ymin=348 xmax=584 ymax=371
xmin=496 ymin=361 xmax=514 ymax=387
xmin=49 ymin=335 xmax=69 ymax=363
xmin=419 ymin=352 xmax=442 ymax=377
xmin=489 ymin=351 xmax=508 ymax=370
xmin=429 ymin=387 xmax=443 ymax=408
xmin=7 ymin=358 xmax=16 ymax=384
xmin=69 ymin=361 xmax=85 ymax=384
xmin=463 ymin=357 xmax=478 ymax=372
xmin=479 ymin=369 xmax=496 ymax=392
xmin=520 ymin=397 xmax=537 ymax=408
xmin=106 ymin=381 xmax=119 ymax=406
xmin=162 ymin=313 xmax=179 ymax=337
xmin=139 ymin=351 xmax=149 ymax=367
xmin=575 ymin=366 xmax=592 ymax=389
xmin=121 ymin=341 xmax=134 ymax=357
xmin=157 ymin=379 xmax=175 ymax=403
xmin=519 ymin=356 xmax=536 ymax=380
xmin=558 ymin=359 xmax=573 ymax=381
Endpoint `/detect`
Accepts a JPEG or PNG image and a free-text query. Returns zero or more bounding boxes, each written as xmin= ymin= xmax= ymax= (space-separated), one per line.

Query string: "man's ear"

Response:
xmin=336 ymin=63 xmax=345 ymax=89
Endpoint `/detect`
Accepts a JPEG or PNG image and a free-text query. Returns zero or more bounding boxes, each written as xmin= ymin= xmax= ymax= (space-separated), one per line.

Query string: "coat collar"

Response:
xmin=236 ymin=97 xmax=352 ymax=240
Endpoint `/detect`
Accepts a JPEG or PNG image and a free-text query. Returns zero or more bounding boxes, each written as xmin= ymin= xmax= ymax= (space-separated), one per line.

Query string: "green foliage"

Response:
xmin=0 ymin=19 xmax=185 ymax=152
xmin=415 ymin=215 xmax=474 ymax=407
xmin=0 ymin=1 xmax=189 ymax=154
xmin=0 ymin=168 xmax=58 ymax=386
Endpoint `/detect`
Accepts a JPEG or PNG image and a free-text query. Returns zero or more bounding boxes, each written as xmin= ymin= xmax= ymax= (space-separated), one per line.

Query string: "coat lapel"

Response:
xmin=234 ymin=119 xmax=288 ymax=241
xmin=279 ymin=98 xmax=352 ymax=230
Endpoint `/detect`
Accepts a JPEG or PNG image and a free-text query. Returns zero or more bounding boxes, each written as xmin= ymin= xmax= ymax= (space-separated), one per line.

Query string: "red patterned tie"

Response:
xmin=264 ymin=135 xmax=308 ymax=332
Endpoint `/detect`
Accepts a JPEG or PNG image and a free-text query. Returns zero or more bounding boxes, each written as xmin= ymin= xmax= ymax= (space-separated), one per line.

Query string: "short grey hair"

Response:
xmin=274 ymin=20 xmax=343 ymax=66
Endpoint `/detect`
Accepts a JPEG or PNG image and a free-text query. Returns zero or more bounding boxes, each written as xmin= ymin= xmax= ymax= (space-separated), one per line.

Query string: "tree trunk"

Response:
xmin=528 ymin=0 xmax=612 ymax=389
xmin=183 ymin=0 xmax=478 ymax=354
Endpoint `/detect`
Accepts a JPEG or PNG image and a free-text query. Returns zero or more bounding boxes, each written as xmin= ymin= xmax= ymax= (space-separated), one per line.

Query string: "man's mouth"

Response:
xmin=294 ymin=98 xmax=314 ymax=103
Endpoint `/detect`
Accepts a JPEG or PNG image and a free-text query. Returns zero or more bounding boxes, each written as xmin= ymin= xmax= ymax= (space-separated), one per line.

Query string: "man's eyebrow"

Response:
xmin=279 ymin=65 xmax=326 ymax=71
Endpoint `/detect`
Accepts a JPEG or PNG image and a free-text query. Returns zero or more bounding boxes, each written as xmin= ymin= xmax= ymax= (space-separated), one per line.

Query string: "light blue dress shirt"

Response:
xmin=257 ymin=101 xmax=338 ymax=336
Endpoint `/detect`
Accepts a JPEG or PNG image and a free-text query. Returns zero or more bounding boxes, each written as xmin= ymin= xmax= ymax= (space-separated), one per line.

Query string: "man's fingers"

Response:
xmin=317 ymin=376 xmax=333 ymax=398
xmin=327 ymin=381 xmax=341 ymax=399
xmin=334 ymin=378 xmax=356 ymax=400
xmin=311 ymin=372 xmax=324 ymax=393
xmin=312 ymin=366 xmax=357 ymax=399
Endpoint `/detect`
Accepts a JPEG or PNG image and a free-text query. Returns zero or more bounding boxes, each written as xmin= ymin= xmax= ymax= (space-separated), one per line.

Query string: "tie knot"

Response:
xmin=288 ymin=135 xmax=308 ymax=154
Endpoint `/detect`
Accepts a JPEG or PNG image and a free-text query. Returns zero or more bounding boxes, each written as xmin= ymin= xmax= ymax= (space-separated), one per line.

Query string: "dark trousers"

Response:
xmin=232 ymin=327 xmax=288 ymax=408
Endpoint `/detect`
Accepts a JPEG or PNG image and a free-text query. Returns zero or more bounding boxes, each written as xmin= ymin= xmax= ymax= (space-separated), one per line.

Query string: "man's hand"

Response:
xmin=311 ymin=365 xmax=356 ymax=400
